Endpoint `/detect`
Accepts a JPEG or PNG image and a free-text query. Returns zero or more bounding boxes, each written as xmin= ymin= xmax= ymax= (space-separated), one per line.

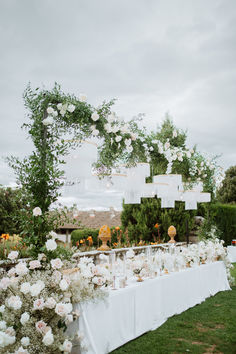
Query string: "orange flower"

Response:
xmin=1 ymin=234 xmax=10 ymax=240
xmin=113 ymin=242 xmax=118 ymax=247
xmin=115 ymin=226 xmax=120 ymax=231
xmin=151 ymin=242 xmax=157 ymax=245
xmin=154 ymin=223 xmax=159 ymax=229
xmin=80 ymin=239 xmax=85 ymax=244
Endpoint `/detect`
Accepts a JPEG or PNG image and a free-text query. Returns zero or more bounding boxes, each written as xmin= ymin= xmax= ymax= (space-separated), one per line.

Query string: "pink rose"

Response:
xmin=35 ymin=320 xmax=47 ymax=334
xmin=33 ymin=298 xmax=45 ymax=311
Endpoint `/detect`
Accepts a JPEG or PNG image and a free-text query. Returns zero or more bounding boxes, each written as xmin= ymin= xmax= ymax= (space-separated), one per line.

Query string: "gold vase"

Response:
xmin=168 ymin=225 xmax=176 ymax=243
xmin=97 ymin=225 xmax=111 ymax=251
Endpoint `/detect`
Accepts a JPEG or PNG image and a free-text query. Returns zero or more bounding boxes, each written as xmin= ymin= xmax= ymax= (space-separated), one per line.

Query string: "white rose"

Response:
xmin=8 ymin=251 xmax=19 ymax=260
xmin=91 ymin=129 xmax=99 ymax=136
xmin=52 ymin=110 xmax=58 ymax=117
xmin=127 ymin=145 xmax=133 ymax=153
xmin=42 ymin=116 xmax=54 ymax=126
xmin=0 ymin=277 xmax=11 ymax=290
xmin=91 ymin=112 xmax=99 ymax=121
xmin=30 ymin=280 xmax=45 ymax=297
xmin=20 ymin=282 xmax=31 ymax=294
xmin=29 ymin=260 xmax=41 ymax=270
xmin=42 ymin=330 xmax=54 ymax=346
xmin=68 ymin=104 xmax=75 ymax=113
xmin=164 ymin=141 xmax=170 ymax=150
xmin=62 ymin=339 xmax=73 ymax=353
xmin=172 ymin=130 xmax=177 ymax=138
xmin=15 ymin=262 xmax=29 ymax=276
xmin=47 ymin=107 xmax=54 ymax=114
xmin=33 ymin=298 xmax=45 ymax=310
xmin=7 ymin=295 xmax=22 ymax=310
xmin=55 ymin=302 xmax=72 ymax=317
xmin=45 ymin=297 xmax=56 ymax=309
xmin=65 ymin=314 xmax=73 ymax=325
xmin=7 ymin=268 xmax=16 ymax=277
xmin=5 ymin=326 xmax=15 ymax=337
xmin=79 ymin=93 xmax=87 ymax=102
xmin=0 ymin=305 xmax=5 ymax=313
xmin=0 ymin=321 xmax=6 ymax=330
xmin=57 ymin=103 xmax=62 ymax=110
xmin=45 ymin=239 xmax=57 ymax=251
xmin=0 ymin=331 xmax=15 ymax=347
xmin=50 ymin=258 xmax=63 ymax=269
xmin=124 ymin=138 xmax=131 ymax=146
xmin=115 ymin=135 xmax=122 ymax=143
xmin=21 ymin=337 xmax=30 ymax=347
xmin=32 ymin=207 xmax=42 ymax=216
xmin=20 ymin=312 xmax=30 ymax=325
xmin=104 ymin=123 xmax=112 ymax=133
xmin=35 ymin=320 xmax=47 ymax=334
xmin=59 ymin=278 xmax=70 ymax=291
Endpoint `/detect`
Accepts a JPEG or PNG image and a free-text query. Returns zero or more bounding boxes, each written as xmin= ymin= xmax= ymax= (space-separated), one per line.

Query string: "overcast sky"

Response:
xmin=0 ymin=0 xmax=235 ymax=209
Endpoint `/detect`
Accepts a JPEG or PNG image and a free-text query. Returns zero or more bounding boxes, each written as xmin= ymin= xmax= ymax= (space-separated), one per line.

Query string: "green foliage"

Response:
xmin=121 ymin=198 xmax=196 ymax=242
xmin=0 ymin=186 xmax=24 ymax=235
xmin=0 ymin=240 xmax=30 ymax=260
xmin=197 ymin=203 xmax=236 ymax=245
xmin=217 ymin=165 xmax=236 ymax=204
xmin=71 ymin=228 xmax=99 ymax=246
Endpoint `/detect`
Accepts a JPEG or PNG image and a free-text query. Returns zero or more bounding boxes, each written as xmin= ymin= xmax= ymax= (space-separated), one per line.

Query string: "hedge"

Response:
xmin=71 ymin=227 xmax=124 ymax=247
xmin=211 ymin=203 xmax=236 ymax=245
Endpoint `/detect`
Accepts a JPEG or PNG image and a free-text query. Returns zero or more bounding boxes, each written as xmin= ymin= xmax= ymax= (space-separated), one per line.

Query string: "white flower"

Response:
xmin=15 ymin=346 xmax=29 ymax=353
xmin=50 ymin=258 xmax=63 ymax=269
xmin=52 ymin=270 xmax=62 ymax=283
xmin=0 ymin=321 xmax=6 ymax=330
xmin=91 ymin=129 xmax=99 ymax=136
xmin=45 ymin=297 xmax=57 ymax=309
xmin=79 ymin=93 xmax=87 ymax=102
xmin=20 ymin=312 xmax=30 ymax=325
xmin=29 ymin=260 xmax=41 ymax=270
xmin=115 ymin=135 xmax=122 ymax=143
xmin=7 ymin=295 xmax=22 ymax=310
xmin=45 ymin=239 xmax=57 ymax=251
xmin=47 ymin=107 xmax=54 ymax=114
xmin=62 ymin=339 xmax=73 ymax=353
xmin=15 ymin=262 xmax=29 ymax=276
xmin=42 ymin=116 xmax=54 ymax=126
xmin=65 ymin=314 xmax=73 ymax=325
xmin=104 ymin=123 xmax=112 ymax=133
xmin=107 ymin=113 xmax=116 ymax=122
xmin=120 ymin=124 xmax=129 ymax=134
xmin=5 ymin=326 xmax=15 ymax=337
xmin=52 ymin=110 xmax=58 ymax=117
xmin=48 ymin=231 xmax=58 ymax=240
xmin=7 ymin=268 xmax=16 ymax=277
xmin=68 ymin=104 xmax=75 ymax=113
xmin=21 ymin=337 xmax=30 ymax=347
xmin=186 ymin=150 xmax=191 ymax=158
xmin=91 ymin=112 xmax=99 ymax=121
xmin=30 ymin=280 xmax=45 ymax=297
xmin=20 ymin=282 xmax=31 ymax=295
xmin=164 ymin=141 xmax=170 ymax=150
xmin=126 ymin=145 xmax=133 ymax=153
xmin=55 ymin=302 xmax=72 ymax=317
xmin=8 ymin=251 xmax=19 ymax=260
xmin=33 ymin=298 xmax=45 ymax=310
xmin=0 ymin=305 xmax=5 ymax=313
xmin=59 ymin=278 xmax=70 ymax=291
xmin=0 ymin=331 xmax=15 ymax=347
xmin=42 ymin=330 xmax=54 ymax=346
xmin=35 ymin=320 xmax=47 ymax=334
xmin=57 ymin=103 xmax=62 ymax=110
xmin=33 ymin=207 xmax=42 ymax=216
xmin=124 ymin=138 xmax=131 ymax=146
xmin=0 ymin=277 xmax=11 ymax=290
xmin=38 ymin=253 xmax=46 ymax=261
xmin=112 ymin=125 xmax=119 ymax=134
xmin=173 ymin=130 xmax=177 ymax=138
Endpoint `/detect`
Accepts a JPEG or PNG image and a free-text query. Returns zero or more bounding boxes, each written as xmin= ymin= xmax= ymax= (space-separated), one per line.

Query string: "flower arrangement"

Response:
xmin=0 ymin=240 xmax=111 ymax=353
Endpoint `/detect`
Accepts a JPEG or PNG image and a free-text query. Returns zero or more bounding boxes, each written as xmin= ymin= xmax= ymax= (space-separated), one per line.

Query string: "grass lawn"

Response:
xmin=112 ymin=264 xmax=236 ymax=354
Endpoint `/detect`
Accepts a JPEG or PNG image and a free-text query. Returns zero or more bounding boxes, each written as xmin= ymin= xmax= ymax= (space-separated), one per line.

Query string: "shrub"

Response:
xmin=121 ymin=198 xmax=196 ymax=242
xmin=71 ymin=228 xmax=99 ymax=246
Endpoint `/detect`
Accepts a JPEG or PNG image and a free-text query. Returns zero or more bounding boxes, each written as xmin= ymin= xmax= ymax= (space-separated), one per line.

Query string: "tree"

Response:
xmin=217 ymin=166 xmax=236 ymax=204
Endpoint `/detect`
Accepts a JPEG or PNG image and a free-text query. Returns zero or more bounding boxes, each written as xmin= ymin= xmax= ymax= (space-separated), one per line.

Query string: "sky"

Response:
xmin=0 ymin=0 xmax=235 ymax=210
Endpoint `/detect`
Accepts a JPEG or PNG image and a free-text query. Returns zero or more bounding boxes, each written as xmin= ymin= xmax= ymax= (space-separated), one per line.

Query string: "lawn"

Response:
xmin=112 ymin=264 xmax=236 ymax=354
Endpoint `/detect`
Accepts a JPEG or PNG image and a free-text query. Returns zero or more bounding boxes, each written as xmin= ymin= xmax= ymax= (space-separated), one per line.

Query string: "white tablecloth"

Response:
xmin=227 ymin=246 xmax=236 ymax=262
xmin=71 ymin=262 xmax=230 ymax=354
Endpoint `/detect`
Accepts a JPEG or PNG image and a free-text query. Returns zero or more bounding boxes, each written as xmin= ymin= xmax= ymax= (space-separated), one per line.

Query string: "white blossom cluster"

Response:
xmin=124 ymin=239 xmax=233 ymax=282
xmin=0 ymin=242 xmax=110 ymax=353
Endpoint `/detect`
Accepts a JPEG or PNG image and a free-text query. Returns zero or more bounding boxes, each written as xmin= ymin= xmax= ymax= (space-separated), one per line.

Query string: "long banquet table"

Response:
xmin=71 ymin=261 xmax=230 ymax=354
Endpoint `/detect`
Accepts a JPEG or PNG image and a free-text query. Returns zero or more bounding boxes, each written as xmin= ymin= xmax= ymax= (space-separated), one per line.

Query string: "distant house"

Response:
xmin=55 ymin=208 xmax=121 ymax=242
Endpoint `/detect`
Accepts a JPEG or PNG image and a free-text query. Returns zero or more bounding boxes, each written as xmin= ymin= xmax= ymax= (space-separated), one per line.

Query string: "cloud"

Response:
xmin=0 ymin=0 xmax=235 ymax=208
